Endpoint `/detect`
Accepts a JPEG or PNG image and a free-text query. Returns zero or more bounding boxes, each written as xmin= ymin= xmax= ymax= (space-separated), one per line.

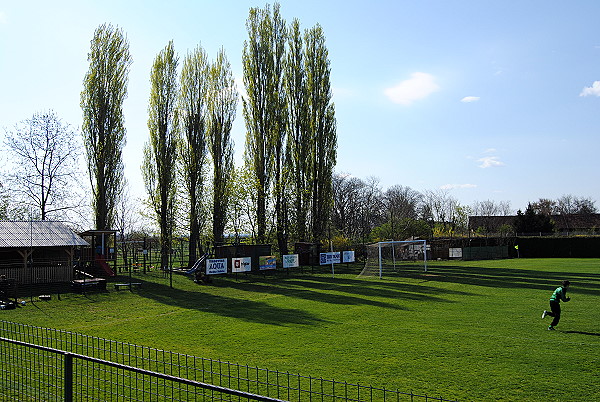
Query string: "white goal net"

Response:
xmin=360 ymin=240 xmax=428 ymax=278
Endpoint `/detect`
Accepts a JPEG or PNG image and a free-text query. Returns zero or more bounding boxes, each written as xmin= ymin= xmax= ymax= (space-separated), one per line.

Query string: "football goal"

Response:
xmin=360 ymin=240 xmax=428 ymax=278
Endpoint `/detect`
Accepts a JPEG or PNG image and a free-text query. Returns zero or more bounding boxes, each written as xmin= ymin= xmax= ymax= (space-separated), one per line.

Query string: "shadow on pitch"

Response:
xmin=563 ymin=330 xmax=600 ymax=337
xmin=397 ymin=263 xmax=600 ymax=296
xmin=115 ymin=276 xmax=327 ymax=327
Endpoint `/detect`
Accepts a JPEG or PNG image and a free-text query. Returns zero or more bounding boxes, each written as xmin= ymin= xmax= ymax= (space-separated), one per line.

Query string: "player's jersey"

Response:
xmin=550 ymin=286 xmax=568 ymax=303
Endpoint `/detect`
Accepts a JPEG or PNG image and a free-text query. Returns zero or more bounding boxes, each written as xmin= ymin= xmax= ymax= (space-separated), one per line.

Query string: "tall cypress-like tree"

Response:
xmin=179 ymin=45 xmax=210 ymax=267
xmin=243 ymin=3 xmax=287 ymax=246
xmin=81 ymin=23 xmax=132 ymax=230
xmin=305 ymin=24 xmax=337 ymax=241
xmin=271 ymin=6 xmax=289 ymax=254
xmin=143 ymin=41 xmax=179 ymax=270
xmin=285 ymin=18 xmax=310 ymax=243
xmin=208 ymin=48 xmax=237 ymax=245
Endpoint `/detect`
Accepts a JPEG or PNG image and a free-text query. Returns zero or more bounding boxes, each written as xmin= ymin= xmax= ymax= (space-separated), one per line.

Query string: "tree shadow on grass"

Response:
xmin=127 ymin=270 xmax=471 ymax=326
xmin=223 ymin=279 xmax=412 ymax=309
xmin=129 ymin=278 xmax=325 ymax=327
xmin=394 ymin=263 xmax=600 ymax=296
xmin=225 ymin=273 xmax=473 ymax=305
xmin=563 ymin=330 xmax=600 ymax=336
xmin=116 ymin=259 xmax=600 ymax=327
xmin=271 ymin=274 xmax=474 ymax=302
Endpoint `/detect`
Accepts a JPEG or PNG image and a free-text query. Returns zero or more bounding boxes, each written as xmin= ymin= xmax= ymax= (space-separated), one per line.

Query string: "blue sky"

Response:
xmin=1 ymin=0 xmax=599 ymax=213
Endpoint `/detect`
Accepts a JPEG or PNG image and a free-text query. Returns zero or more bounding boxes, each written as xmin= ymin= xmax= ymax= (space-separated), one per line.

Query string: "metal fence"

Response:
xmin=0 ymin=320 xmax=458 ymax=401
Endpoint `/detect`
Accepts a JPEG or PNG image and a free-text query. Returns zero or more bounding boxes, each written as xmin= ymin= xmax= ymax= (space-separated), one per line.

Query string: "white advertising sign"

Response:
xmin=232 ymin=257 xmax=252 ymax=272
xmin=282 ymin=254 xmax=299 ymax=268
xmin=319 ymin=252 xmax=341 ymax=265
xmin=206 ymin=258 xmax=227 ymax=275
xmin=342 ymin=251 xmax=355 ymax=263
xmin=449 ymin=248 xmax=462 ymax=258
xmin=331 ymin=252 xmax=341 ymax=264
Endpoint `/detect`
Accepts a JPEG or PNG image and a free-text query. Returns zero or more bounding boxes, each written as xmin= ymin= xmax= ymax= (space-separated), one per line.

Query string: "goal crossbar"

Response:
xmin=375 ymin=240 xmax=427 ymax=278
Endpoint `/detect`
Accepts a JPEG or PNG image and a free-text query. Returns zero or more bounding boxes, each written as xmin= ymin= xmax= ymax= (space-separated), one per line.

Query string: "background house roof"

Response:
xmin=468 ymin=214 xmax=600 ymax=231
xmin=0 ymin=221 xmax=89 ymax=248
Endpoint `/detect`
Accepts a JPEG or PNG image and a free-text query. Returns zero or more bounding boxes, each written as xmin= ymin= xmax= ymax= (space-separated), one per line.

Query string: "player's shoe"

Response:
xmin=547 ymin=326 xmax=555 ymax=331
xmin=541 ymin=310 xmax=547 ymax=319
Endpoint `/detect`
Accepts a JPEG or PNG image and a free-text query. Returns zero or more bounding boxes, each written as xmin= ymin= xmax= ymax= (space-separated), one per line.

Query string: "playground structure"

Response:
xmin=78 ymin=230 xmax=118 ymax=278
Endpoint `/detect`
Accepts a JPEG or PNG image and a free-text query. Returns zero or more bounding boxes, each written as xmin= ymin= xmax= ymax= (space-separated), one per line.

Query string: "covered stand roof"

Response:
xmin=0 ymin=221 xmax=89 ymax=248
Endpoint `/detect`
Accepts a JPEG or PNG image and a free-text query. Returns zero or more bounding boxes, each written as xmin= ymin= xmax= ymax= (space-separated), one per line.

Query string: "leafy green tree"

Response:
xmin=243 ymin=2 xmax=287 ymax=245
xmin=285 ymin=18 xmax=310 ymax=243
xmin=498 ymin=224 xmax=515 ymax=237
xmin=179 ymin=45 xmax=209 ymax=266
xmin=371 ymin=218 xmax=431 ymax=242
xmin=227 ymin=165 xmax=257 ymax=243
xmin=208 ymin=48 xmax=237 ymax=245
xmin=268 ymin=6 xmax=288 ymax=253
xmin=305 ymin=23 xmax=337 ymax=241
xmin=143 ymin=41 xmax=179 ymax=270
xmin=81 ymin=23 xmax=132 ymax=230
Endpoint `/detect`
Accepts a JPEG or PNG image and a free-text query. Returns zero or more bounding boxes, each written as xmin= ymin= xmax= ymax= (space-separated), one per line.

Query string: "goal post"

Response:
xmin=361 ymin=240 xmax=428 ymax=278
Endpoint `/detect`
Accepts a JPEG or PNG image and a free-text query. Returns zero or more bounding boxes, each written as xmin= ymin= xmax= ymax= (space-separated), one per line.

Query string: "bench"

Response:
xmin=71 ymin=278 xmax=107 ymax=292
xmin=114 ymin=282 xmax=142 ymax=290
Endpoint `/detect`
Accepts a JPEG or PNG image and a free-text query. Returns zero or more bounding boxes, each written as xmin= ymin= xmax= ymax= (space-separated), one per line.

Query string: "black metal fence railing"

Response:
xmin=0 ymin=320 xmax=458 ymax=402
xmin=1 ymin=337 xmax=285 ymax=401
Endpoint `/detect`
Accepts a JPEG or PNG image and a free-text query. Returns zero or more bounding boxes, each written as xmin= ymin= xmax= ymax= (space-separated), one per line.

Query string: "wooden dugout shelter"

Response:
xmin=0 ymin=221 xmax=89 ymax=285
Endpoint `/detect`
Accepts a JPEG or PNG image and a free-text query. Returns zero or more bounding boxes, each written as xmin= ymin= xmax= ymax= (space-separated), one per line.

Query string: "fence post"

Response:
xmin=64 ymin=352 xmax=73 ymax=402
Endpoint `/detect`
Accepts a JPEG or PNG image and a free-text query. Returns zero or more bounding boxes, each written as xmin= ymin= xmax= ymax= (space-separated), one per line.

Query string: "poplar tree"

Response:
xmin=285 ymin=18 xmax=310 ymax=243
xmin=81 ymin=23 xmax=132 ymax=230
xmin=143 ymin=41 xmax=179 ymax=270
xmin=243 ymin=3 xmax=287 ymax=246
xmin=208 ymin=48 xmax=237 ymax=245
xmin=179 ymin=45 xmax=209 ymax=266
xmin=305 ymin=24 xmax=337 ymax=241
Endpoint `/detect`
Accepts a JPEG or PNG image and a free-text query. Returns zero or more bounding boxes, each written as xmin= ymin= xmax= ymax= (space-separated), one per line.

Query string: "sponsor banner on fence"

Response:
xmin=319 ymin=252 xmax=341 ymax=265
xmin=259 ymin=255 xmax=277 ymax=270
xmin=232 ymin=257 xmax=252 ymax=273
xmin=449 ymin=248 xmax=462 ymax=258
xmin=342 ymin=251 xmax=355 ymax=263
xmin=282 ymin=254 xmax=299 ymax=268
xmin=206 ymin=258 xmax=227 ymax=275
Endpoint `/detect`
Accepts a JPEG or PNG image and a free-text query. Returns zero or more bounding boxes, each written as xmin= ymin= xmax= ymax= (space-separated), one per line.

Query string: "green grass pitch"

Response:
xmin=3 ymin=258 xmax=599 ymax=401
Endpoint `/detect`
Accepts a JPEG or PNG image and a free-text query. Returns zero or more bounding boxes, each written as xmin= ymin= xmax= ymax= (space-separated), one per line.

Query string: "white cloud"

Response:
xmin=580 ymin=81 xmax=600 ymax=97
xmin=477 ymin=156 xmax=504 ymax=168
xmin=461 ymin=96 xmax=480 ymax=103
xmin=440 ymin=183 xmax=477 ymax=190
xmin=483 ymin=148 xmax=497 ymax=154
xmin=384 ymin=72 xmax=439 ymax=105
